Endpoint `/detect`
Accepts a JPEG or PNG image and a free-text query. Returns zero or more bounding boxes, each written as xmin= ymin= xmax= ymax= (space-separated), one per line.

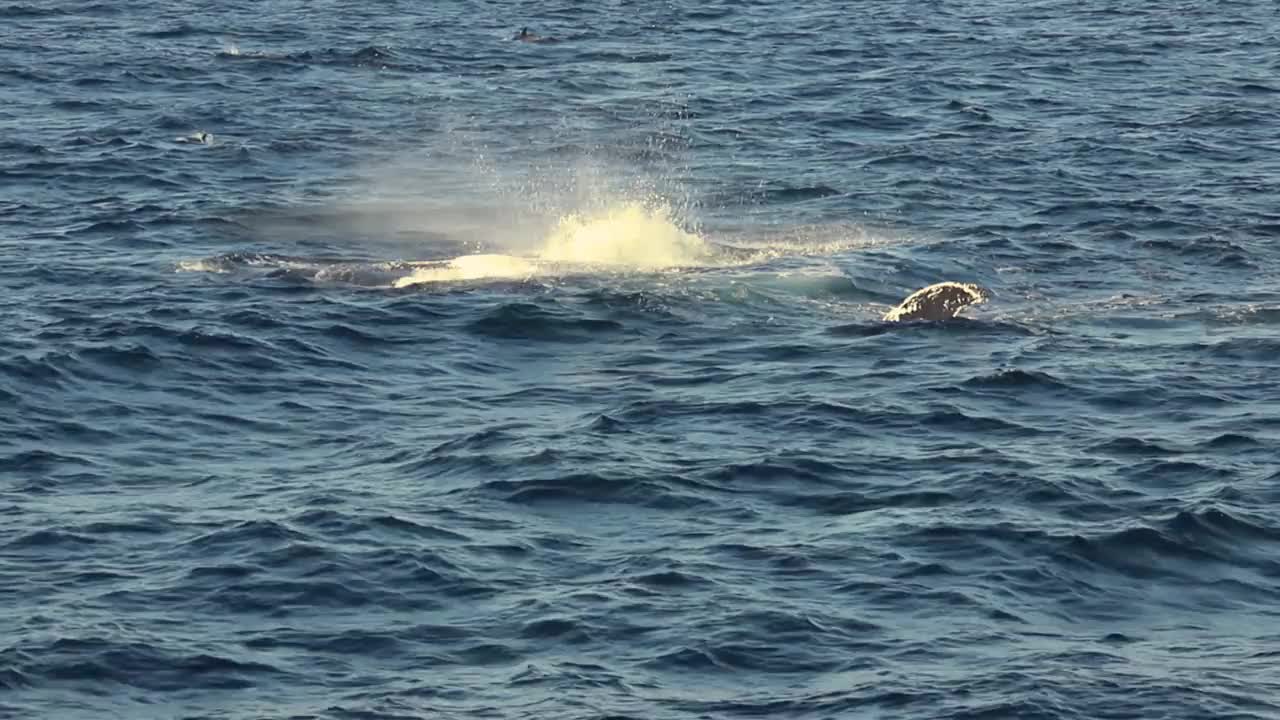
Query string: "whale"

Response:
xmin=389 ymin=253 xmax=993 ymax=322
xmin=513 ymin=27 xmax=556 ymax=44
xmin=883 ymin=282 xmax=990 ymax=322
xmin=183 ymin=244 xmax=995 ymax=325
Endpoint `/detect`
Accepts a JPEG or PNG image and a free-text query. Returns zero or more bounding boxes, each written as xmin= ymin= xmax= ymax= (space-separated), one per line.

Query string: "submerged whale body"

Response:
xmin=883 ymin=282 xmax=990 ymax=322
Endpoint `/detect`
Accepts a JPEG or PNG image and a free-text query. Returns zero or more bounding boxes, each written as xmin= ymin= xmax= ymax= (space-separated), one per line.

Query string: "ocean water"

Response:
xmin=3 ymin=1 xmax=1280 ymax=717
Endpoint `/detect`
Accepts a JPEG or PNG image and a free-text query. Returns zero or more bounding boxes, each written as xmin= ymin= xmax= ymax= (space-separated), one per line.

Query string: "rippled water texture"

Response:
xmin=3 ymin=1 xmax=1280 ymax=718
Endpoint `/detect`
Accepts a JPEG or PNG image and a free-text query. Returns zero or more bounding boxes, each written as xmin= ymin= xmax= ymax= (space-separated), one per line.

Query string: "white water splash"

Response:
xmin=539 ymin=203 xmax=710 ymax=267
xmin=393 ymin=202 xmax=711 ymax=288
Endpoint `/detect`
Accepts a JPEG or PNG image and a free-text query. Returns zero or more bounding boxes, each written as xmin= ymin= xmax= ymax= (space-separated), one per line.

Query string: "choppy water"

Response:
xmin=4 ymin=1 xmax=1280 ymax=718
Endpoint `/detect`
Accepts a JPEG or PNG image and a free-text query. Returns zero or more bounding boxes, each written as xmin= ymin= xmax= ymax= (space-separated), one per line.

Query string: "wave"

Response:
xmin=0 ymin=3 xmax=68 ymax=17
xmin=0 ymin=637 xmax=285 ymax=691
xmin=215 ymin=45 xmax=416 ymax=71
xmin=463 ymin=472 xmax=714 ymax=510
xmin=466 ymin=303 xmax=625 ymax=341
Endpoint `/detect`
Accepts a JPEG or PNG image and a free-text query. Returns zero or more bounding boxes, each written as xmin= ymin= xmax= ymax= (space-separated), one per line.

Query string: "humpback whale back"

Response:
xmin=883 ymin=282 xmax=990 ymax=322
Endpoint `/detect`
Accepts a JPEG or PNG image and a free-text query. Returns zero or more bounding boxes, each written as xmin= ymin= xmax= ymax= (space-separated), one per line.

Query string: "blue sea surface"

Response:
xmin=3 ymin=1 xmax=1280 ymax=718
